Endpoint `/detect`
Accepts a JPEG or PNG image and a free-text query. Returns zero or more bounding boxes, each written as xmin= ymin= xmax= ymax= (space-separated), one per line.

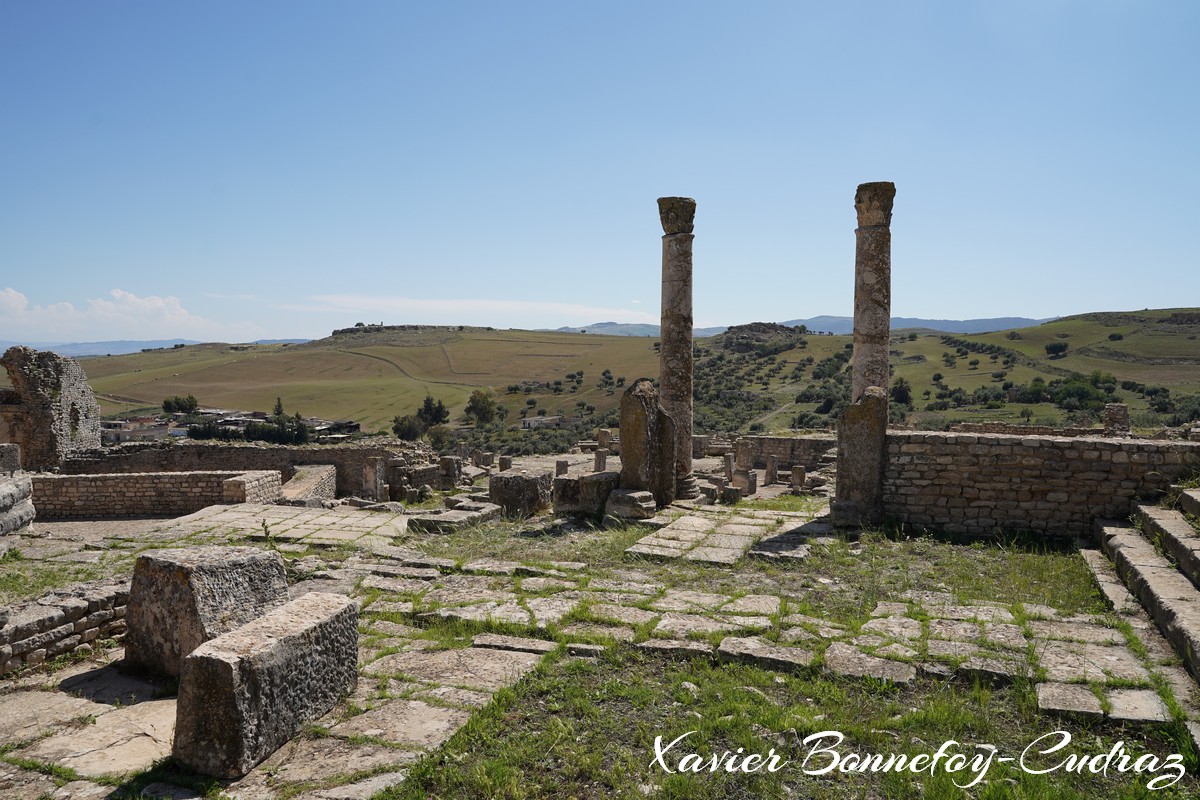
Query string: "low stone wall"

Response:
xmin=0 ymin=475 xmax=35 ymax=536
xmin=281 ymin=464 xmax=337 ymax=504
xmin=32 ymin=470 xmax=281 ymax=519
xmin=59 ymin=440 xmax=433 ymax=501
xmin=735 ymin=435 xmax=836 ymax=470
xmin=948 ymin=422 xmax=1100 ymax=437
xmin=883 ymin=432 xmax=1200 ymax=536
xmin=1 ymin=579 xmax=129 ymax=674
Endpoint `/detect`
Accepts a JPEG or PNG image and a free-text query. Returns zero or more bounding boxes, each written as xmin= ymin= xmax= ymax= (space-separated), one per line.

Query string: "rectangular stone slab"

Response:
xmin=125 ymin=546 xmax=290 ymax=676
xmin=173 ymin=592 xmax=359 ymax=778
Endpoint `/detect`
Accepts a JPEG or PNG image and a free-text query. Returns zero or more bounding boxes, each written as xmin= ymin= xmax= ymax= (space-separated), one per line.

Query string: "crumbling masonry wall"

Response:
xmin=0 ymin=346 xmax=101 ymax=470
xmin=734 ymin=435 xmax=836 ymax=471
xmin=32 ymin=470 xmax=281 ymax=519
xmin=882 ymin=432 xmax=1200 ymax=536
xmin=0 ymin=579 xmax=129 ymax=675
xmin=59 ymin=440 xmax=407 ymax=500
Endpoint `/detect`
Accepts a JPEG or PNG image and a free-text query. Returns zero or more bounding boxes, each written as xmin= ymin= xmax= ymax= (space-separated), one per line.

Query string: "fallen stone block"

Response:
xmin=604 ymin=488 xmax=656 ymax=520
xmin=489 ymin=470 xmax=552 ymax=517
xmin=125 ymin=546 xmax=290 ymax=676
xmin=552 ymin=471 xmax=619 ymax=517
xmin=173 ymin=592 xmax=359 ymax=778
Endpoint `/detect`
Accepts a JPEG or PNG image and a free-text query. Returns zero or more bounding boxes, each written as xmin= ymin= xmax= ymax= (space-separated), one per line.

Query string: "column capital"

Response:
xmin=657 ymin=197 xmax=696 ymax=235
xmin=854 ymin=182 xmax=896 ymax=228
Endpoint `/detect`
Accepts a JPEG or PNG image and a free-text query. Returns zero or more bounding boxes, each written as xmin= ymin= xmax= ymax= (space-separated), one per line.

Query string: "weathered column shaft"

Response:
xmin=658 ymin=197 xmax=699 ymax=499
xmin=850 ymin=182 xmax=896 ymax=402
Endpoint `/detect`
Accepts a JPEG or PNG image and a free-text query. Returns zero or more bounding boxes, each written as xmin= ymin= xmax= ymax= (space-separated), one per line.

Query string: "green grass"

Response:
xmin=382 ymin=647 xmax=1199 ymax=799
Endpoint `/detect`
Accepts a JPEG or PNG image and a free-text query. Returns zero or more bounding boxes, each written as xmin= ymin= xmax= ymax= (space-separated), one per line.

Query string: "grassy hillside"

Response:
xmin=52 ymin=309 xmax=1200 ymax=437
xmin=78 ymin=327 xmax=662 ymax=433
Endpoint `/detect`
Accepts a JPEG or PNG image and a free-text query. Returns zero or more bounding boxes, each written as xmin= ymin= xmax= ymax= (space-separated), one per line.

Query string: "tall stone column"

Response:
xmin=850 ymin=182 xmax=896 ymax=402
xmin=834 ymin=181 xmax=896 ymax=528
xmin=658 ymin=197 xmax=700 ymax=499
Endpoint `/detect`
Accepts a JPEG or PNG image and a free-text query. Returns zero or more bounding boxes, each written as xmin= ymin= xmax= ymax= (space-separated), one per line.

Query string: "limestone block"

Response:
xmin=488 ymin=470 xmax=551 ymax=518
xmin=552 ymin=471 xmax=619 ymax=517
xmin=604 ymin=489 xmax=656 ymax=520
xmin=173 ymin=592 xmax=359 ymax=778
xmin=0 ymin=476 xmax=35 ymax=536
xmin=125 ymin=546 xmax=290 ymax=676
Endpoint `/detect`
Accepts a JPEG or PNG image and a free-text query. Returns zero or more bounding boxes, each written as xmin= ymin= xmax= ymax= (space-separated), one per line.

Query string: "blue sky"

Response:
xmin=2 ymin=1 xmax=1197 ymax=343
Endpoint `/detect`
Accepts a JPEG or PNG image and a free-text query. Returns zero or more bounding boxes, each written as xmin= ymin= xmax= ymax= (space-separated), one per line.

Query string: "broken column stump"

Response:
xmin=173 ymin=592 xmax=359 ymax=778
xmin=125 ymin=546 xmax=290 ymax=676
xmin=618 ymin=379 xmax=676 ymax=507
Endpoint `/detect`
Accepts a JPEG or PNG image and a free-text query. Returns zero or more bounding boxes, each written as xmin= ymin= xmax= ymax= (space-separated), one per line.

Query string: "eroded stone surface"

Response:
xmin=367 ymin=646 xmax=541 ymax=691
xmin=125 ymin=546 xmax=290 ymax=677
xmin=18 ymin=698 xmax=175 ymax=778
xmin=331 ymin=700 xmax=471 ymax=749
xmin=823 ymin=642 xmax=915 ymax=684
xmin=1037 ymin=682 xmax=1103 ymax=719
xmin=173 ymin=593 xmax=359 ymax=778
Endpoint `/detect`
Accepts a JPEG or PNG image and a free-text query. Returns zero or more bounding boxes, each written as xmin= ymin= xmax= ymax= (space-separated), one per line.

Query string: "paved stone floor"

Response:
xmin=0 ymin=498 xmax=1197 ymax=798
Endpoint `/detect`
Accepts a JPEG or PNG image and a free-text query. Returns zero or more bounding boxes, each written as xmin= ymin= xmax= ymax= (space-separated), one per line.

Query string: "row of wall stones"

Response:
xmin=882 ymin=432 xmax=1200 ymax=536
xmin=58 ymin=440 xmax=434 ymax=500
xmin=949 ymin=422 xmax=1101 ymax=437
xmin=280 ymin=464 xmax=337 ymax=504
xmin=0 ymin=579 xmax=128 ymax=674
xmin=31 ymin=470 xmax=281 ymax=518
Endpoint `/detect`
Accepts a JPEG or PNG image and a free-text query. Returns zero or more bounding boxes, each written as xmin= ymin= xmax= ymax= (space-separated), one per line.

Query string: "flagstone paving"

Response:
xmin=2 ymin=501 xmax=1197 ymax=797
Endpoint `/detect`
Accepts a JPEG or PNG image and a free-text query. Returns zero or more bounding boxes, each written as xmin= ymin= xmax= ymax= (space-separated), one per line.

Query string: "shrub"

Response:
xmin=1044 ymin=342 xmax=1069 ymax=357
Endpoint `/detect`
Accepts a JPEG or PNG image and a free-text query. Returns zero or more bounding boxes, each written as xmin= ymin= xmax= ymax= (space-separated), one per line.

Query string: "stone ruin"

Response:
xmin=0 ymin=346 xmax=101 ymax=471
xmin=553 ymin=197 xmax=705 ymax=520
xmin=125 ymin=545 xmax=358 ymax=778
xmin=0 ymin=444 xmax=34 ymax=541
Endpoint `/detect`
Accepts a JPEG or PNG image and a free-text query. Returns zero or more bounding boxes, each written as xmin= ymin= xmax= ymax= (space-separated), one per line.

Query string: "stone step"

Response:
xmin=1097 ymin=519 xmax=1200 ymax=682
xmin=1180 ymin=488 xmax=1200 ymax=519
xmin=1134 ymin=503 xmax=1200 ymax=589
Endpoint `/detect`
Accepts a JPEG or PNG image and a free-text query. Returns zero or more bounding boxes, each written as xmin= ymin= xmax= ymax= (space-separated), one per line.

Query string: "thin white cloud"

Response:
xmin=294 ymin=294 xmax=660 ymax=328
xmin=0 ymin=288 xmax=262 ymax=343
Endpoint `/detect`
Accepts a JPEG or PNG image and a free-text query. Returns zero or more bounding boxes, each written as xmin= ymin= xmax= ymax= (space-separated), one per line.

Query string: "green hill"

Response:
xmin=60 ymin=309 xmax=1200 ymax=439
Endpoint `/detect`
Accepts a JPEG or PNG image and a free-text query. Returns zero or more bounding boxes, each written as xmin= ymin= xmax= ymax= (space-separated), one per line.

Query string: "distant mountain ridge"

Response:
xmin=552 ymin=316 xmax=1054 ymax=337
xmin=552 ymin=321 xmax=728 ymax=337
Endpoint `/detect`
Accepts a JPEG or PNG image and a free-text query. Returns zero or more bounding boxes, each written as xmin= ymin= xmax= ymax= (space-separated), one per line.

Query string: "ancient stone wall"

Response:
xmin=882 ymin=432 xmax=1200 ymax=536
xmin=0 ymin=346 xmax=101 ymax=470
xmin=281 ymin=464 xmax=337 ymax=504
xmin=0 ymin=579 xmax=128 ymax=675
xmin=60 ymin=440 xmax=420 ymax=500
xmin=948 ymin=422 xmax=1101 ymax=437
xmin=735 ymin=435 xmax=836 ymax=470
xmin=221 ymin=471 xmax=283 ymax=504
xmin=32 ymin=470 xmax=281 ymax=519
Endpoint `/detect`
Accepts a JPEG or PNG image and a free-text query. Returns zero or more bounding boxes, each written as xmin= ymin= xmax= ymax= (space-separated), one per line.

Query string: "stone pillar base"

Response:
xmin=674 ymin=473 xmax=700 ymax=499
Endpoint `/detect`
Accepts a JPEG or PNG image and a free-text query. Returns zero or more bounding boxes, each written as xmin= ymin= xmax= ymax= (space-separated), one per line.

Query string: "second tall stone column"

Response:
xmin=657 ymin=197 xmax=699 ymax=500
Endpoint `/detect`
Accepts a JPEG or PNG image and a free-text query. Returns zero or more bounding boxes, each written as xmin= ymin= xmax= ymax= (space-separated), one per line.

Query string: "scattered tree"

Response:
xmin=464 ymin=389 xmax=497 ymax=424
